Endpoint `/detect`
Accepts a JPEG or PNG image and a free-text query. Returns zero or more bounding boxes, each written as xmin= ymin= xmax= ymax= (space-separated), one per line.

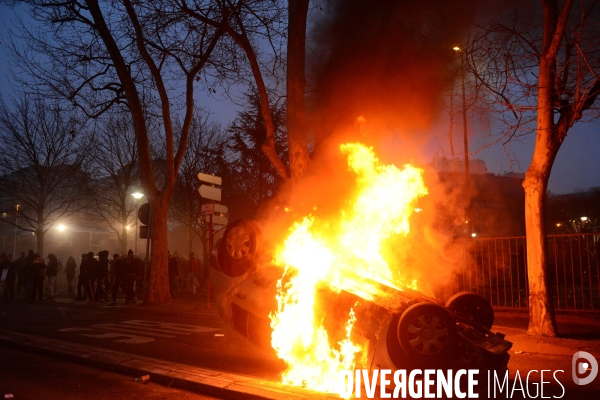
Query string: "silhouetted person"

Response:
xmin=15 ymin=252 xmax=26 ymax=295
xmin=30 ymin=255 xmax=45 ymax=304
xmin=65 ymin=256 xmax=77 ymax=293
xmin=95 ymin=251 xmax=110 ymax=302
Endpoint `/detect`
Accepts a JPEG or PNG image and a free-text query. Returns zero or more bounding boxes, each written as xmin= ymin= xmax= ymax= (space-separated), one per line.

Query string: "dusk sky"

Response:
xmin=1 ymin=3 xmax=598 ymax=195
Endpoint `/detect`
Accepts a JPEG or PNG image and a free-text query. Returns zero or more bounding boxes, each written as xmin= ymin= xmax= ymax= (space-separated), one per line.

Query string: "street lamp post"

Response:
xmin=453 ymin=46 xmax=472 ymax=236
xmin=132 ymin=193 xmax=144 ymax=254
xmin=13 ymin=205 xmax=19 ymax=256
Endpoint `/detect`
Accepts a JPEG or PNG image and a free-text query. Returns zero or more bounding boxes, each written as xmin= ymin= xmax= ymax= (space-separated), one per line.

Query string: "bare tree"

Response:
xmin=0 ymin=95 xmax=93 ymax=256
xmin=468 ymin=0 xmax=600 ymax=335
xmin=89 ymin=108 xmax=141 ymax=255
xmin=11 ymin=0 xmax=227 ymax=304
xmin=178 ymin=0 xmax=311 ymax=181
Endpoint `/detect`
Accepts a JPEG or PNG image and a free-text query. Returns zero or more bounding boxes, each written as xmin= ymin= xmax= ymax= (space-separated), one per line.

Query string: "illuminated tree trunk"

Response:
xmin=287 ymin=0 xmax=311 ymax=180
xmin=145 ymin=197 xmax=172 ymax=304
xmin=524 ymin=0 xmax=573 ymax=336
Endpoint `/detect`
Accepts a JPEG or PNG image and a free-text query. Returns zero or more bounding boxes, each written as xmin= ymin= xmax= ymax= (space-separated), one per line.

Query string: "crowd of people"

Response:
xmin=0 ymin=249 xmax=203 ymax=305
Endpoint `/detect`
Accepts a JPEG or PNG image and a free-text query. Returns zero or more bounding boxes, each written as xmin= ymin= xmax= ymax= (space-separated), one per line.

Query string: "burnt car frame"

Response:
xmin=210 ymin=219 xmax=512 ymax=372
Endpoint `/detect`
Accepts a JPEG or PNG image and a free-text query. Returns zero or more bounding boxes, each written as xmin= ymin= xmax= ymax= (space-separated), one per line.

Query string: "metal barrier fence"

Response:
xmin=435 ymin=233 xmax=600 ymax=310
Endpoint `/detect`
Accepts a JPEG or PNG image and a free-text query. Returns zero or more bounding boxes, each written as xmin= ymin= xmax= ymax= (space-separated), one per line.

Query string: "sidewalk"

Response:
xmin=493 ymin=308 xmax=600 ymax=358
xmin=0 ymin=328 xmax=333 ymax=400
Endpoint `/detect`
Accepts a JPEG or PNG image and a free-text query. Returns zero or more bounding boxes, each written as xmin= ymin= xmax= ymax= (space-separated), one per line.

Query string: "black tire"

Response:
xmin=445 ymin=291 xmax=494 ymax=330
xmin=216 ymin=219 xmax=262 ymax=277
xmin=397 ymin=303 xmax=458 ymax=366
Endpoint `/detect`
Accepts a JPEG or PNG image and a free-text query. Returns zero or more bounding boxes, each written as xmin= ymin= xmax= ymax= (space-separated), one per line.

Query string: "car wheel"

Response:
xmin=216 ymin=219 xmax=262 ymax=277
xmin=445 ymin=291 xmax=494 ymax=330
xmin=397 ymin=303 xmax=458 ymax=366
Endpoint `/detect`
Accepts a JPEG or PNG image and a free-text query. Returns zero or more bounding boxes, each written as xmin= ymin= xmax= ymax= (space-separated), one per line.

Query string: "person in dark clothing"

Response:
xmin=0 ymin=253 xmax=9 ymax=297
xmin=3 ymin=254 xmax=17 ymax=300
xmin=83 ymin=252 xmax=98 ymax=305
xmin=45 ymin=254 xmax=59 ymax=300
xmin=30 ymin=255 xmax=45 ymax=304
xmin=109 ymin=253 xmax=128 ymax=305
xmin=74 ymin=253 xmax=87 ymax=300
xmin=65 ymin=256 xmax=77 ymax=292
xmin=15 ymin=252 xmax=27 ymax=295
xmin=95 ymin=251 xmax=110 ymax=302
xmin=168 ymin=251 xmax=180 ymax=298
xmin=122 ymin=249 xmax=139 ymax=305
xmin=109 ymin=253 xmax=120 ymax=292
xmin=23 ymin=249 xmax=36 ymax=298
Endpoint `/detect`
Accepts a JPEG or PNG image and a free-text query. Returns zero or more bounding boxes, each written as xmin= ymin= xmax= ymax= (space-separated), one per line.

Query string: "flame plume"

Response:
xmin=269 ymin=142 xmax=428 ymax=393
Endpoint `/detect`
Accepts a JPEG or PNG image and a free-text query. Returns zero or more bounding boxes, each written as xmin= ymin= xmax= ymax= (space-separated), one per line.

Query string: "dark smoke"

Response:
xmin=308 ymin=0 xmax=478 ymax=142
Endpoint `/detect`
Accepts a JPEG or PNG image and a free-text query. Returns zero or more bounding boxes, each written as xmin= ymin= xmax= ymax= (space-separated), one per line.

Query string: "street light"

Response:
xmin=131 ymin=192 xmax=144 ymax=254
xmin=13 ymin=205 xmax=19 ymax=256
xmin=581 ymin=216 xmax=588 ymax=222
xmin=454 ymin=45 xmax=471 ymax=236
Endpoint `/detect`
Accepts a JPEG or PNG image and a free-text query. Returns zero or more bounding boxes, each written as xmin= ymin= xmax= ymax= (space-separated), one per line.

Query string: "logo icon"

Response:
xmin=572 ymin=351 xmax=598 ymax=385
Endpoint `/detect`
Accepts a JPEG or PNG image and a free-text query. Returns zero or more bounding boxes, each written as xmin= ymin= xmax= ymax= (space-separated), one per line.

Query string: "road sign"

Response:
xmin=138 ymin=203 xmax=150 ymax=225
xmin=198 ymin=185 xmax=221 ymax=201
xmin=214 ymin=204 xmax=228 ymax=214
xmin=140 ymin=225 xmax=151 ymax=239
xmin=202 ymin=215 xmax=228 ymax=225
xmin=201 ymin=203 xmax=214 ymax=215
xmin=197 ymin=173 xmax=222 ymax=186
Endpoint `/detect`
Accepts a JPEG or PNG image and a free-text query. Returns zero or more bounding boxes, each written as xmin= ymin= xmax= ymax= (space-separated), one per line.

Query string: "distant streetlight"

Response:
xmin=57 ymin=224 xmax=67 ymax=248
xmin=581 ymin=216 xmax=588 ymax=221
xmin=454 ymin=45 xmax=471 ymax=236
xmin=471 ymin=232 xmax=477 ymax=238
xmin=131 ymin=192 xmax=144 ymax=253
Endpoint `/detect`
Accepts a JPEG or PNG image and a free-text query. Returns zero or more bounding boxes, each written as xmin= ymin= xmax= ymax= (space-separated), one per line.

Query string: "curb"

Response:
xmin=0 ymin=329 xmax=333 ymax=400
xmin=494 ymin=326 xmax=600 ymax=359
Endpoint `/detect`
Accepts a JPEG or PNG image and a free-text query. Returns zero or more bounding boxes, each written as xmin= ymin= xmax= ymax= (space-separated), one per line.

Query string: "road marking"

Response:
xmin=57 ymin=327 xmax=94 ymax=332
xmin=80 ymin=332 xmax=155 ymax=344
xmin=90 ymin=324 xmax=175 ymax=338
xmin=57 ymin=319 xmax=222 ymax=345
xmin=120 ymin=320 xmax=220 ymax=334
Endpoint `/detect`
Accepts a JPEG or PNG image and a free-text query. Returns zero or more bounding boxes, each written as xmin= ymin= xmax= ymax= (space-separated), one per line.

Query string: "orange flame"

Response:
xmin=270 ymin=142 xmax=428 ymax=393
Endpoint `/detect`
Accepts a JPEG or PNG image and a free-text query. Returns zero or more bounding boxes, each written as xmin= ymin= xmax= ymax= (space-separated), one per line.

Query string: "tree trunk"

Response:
xmin=187 ymin=223 xmax=193 ymax=257
xmin=121 ymin=224 xmax=128 ymax=255
xmin=523 ymin=170 xmax=558 ymax=336
xmin=524 ymin=2 xmax=562 ymax=335
xmin=144 ymin=197 xmax=172 ymax=304
xmin=36 ymin=229 xmax=44 ymax=257
xmin=287 ymin=0 xmax=311 ymax=180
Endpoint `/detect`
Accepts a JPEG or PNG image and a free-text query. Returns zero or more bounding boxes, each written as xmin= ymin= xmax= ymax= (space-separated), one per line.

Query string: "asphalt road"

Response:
xmin=0 ymin=293 xmax=286 ymax=380
xmin=2 ymin=289 xmax=600 ymax=399
xmin=0 ymin=346 xmax=217 ymax=400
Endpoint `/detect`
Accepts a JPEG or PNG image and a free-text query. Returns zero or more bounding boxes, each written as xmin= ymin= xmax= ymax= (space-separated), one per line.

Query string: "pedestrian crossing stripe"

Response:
xmin=57 ymin=319 xmax=221 ymax=344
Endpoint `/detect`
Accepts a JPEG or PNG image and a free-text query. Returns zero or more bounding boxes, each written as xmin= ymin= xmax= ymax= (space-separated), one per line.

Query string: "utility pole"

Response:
xmin=13 ymin=205 xmax=19 ymax=256
xmin=454 ymin=46 xmax=472 ymax=236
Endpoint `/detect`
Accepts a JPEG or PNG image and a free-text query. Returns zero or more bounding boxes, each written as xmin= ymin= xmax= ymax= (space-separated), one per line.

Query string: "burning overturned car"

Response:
xmin=210 ymin=144 xmax=512 ymax=394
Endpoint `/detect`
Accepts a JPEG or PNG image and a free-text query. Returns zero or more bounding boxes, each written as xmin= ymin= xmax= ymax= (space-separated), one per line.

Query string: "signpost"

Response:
xmin=198 ymin=185 xmax=221 ymax=202
xmin=201 ymin=214 xmax=228 ymax=225
xmin=137 ymin=202 xmax=151 ymax=302
xmin=197 ymin=173 xmax=222 ymax=186
xmin=197 ymin=173 xmax=227 ymax=307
